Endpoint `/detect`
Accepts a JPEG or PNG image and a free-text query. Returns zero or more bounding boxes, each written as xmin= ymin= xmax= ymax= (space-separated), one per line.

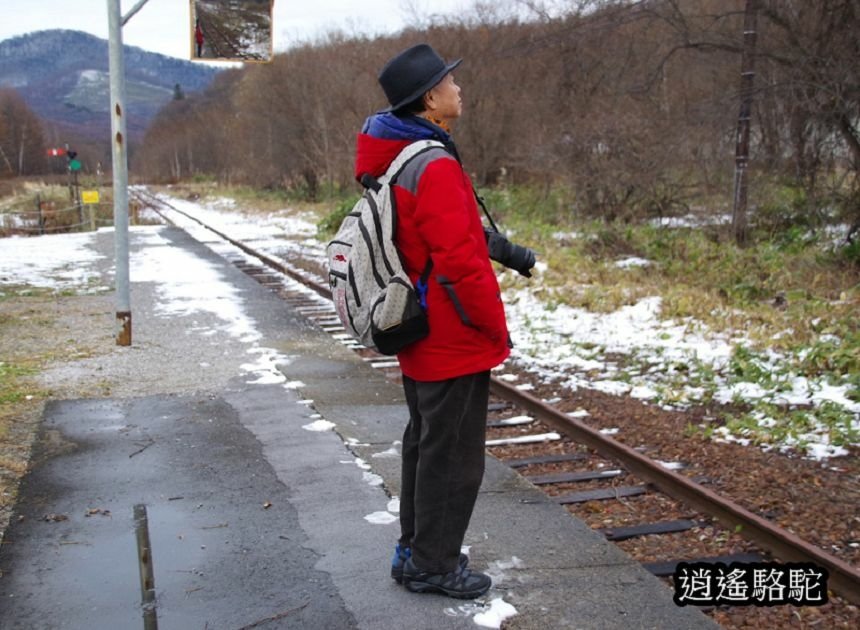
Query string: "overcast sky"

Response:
xmin=2 ymin=0 xmax=489 ymax=60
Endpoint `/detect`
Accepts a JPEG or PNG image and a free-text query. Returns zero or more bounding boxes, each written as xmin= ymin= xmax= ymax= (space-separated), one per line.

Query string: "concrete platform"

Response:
xmin=0 ymin=225 xmax=718 ymax=629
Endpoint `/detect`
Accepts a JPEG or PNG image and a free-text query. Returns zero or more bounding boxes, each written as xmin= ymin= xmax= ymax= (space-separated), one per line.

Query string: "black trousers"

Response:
xmin=399 ymin=370 xmax=490 ymax=574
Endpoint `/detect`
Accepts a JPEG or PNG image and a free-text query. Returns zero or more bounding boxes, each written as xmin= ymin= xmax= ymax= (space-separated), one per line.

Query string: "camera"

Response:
xmin=484 ymin=228 xmax=536 ymax=277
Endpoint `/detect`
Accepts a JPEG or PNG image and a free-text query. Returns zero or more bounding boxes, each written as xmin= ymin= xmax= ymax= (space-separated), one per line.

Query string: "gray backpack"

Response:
xmin=326 ymin=140 xmax=441 ymax=355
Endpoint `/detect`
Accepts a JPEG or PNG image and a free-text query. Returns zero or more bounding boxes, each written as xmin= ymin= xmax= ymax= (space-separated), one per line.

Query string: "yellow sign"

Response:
xmin=81 ymin=190 xmax=100 ymax=204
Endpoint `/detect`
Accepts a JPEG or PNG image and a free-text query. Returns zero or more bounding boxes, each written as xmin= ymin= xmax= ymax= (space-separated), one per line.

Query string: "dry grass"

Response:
xmin=503 ymin=215 xmax=860 ymax=352
xmin=0 ymin=288 xmax=109 ymax=539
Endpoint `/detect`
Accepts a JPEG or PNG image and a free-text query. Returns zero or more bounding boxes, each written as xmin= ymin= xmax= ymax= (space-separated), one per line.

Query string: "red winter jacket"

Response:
xmin=354 ymin=132 xmax=510 ymax=381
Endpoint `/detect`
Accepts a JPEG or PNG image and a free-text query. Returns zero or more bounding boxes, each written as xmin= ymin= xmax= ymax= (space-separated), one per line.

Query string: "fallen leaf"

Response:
xmin=85 ymin=508 xmax=111 ymax=517
xmin=43 ymin=513 xmax=68 ymax=522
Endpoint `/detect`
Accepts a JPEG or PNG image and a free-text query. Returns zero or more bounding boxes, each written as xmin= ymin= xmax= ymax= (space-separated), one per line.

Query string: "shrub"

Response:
xmin=316 ymin=193 xmax=360 ymax=239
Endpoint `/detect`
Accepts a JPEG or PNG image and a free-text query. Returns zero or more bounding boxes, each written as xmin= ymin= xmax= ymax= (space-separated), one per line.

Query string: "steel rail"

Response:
xmin=139 ymin=188 xmax=860 ymax=605
xmin=491 ymin=378 xmax=860 ymax=604
xmin=196 ymin=5 xmax=263 ymax=61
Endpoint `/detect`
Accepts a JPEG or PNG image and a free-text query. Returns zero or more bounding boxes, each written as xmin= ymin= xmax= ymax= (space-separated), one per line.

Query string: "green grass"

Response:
xmin=316 ymin=193 xmax=360 ymax=240
xmin=309 ymin=180 xmax=858 ymax=358
xmin=0 ymin=362 xmax=37 ymax=405
xmin=493 ymin=196 xmax=857 ymax=337
xmin=170 ymin=177 xmax=860 ymax=453
xmin=723 ymin=402 xmax=859 ymax=451
xmin=472 ymin=182 xmax=859 ymax=452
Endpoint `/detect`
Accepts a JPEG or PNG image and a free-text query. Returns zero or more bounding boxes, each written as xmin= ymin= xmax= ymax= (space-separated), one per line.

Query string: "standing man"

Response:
xmin=194 ymin=19 xmax=204 ymax=58
xmin=354 ymin=44 xmax=534 ymax=599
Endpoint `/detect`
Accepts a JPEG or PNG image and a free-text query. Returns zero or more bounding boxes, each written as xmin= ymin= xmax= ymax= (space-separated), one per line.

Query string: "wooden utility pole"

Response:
xmin=731 ymin=0 xmax=760 ymax=245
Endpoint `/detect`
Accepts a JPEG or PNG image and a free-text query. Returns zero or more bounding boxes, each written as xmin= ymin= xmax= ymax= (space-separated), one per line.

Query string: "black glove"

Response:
xmin=484 ymin=228 xmax=536 ymax=278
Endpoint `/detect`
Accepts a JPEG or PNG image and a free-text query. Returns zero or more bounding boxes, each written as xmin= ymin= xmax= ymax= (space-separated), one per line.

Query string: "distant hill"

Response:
xmin=0 ymin=30 xmax=220 ymax=140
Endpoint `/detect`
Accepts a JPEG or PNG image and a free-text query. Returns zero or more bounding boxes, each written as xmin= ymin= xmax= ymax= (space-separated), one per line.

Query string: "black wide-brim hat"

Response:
xmin=378 ymin=44 xmax=462 ymax=112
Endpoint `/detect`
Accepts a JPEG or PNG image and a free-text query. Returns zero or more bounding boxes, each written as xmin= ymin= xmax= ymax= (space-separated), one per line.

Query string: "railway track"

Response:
xmin=197 ymin=2 xmax=266 ymax=61
xmin=132 ymin=188 xmax=860 ymax=621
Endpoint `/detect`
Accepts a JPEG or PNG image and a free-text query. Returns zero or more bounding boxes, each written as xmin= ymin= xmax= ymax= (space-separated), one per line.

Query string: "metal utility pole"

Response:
xmin=731 ymin=0 xmax=760 ymax=246
xmin=107 ymin=0 xmax=150 ymax=345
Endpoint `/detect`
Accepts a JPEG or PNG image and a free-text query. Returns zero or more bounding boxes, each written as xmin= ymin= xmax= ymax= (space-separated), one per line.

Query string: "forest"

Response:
xmin=1 ymin=1 xmax=857 ymax=239
xmin=128 ymin=0 xmax=859 ymax=240
xmin=0 ymin=88 xmax=47 ymax=177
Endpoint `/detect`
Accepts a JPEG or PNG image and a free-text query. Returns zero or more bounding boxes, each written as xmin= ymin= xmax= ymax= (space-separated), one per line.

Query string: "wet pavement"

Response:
xmin=1 ymin=393 xmax=353 ymax=629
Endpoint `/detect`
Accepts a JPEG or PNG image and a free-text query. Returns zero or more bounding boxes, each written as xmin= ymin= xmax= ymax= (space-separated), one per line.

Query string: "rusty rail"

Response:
xmin=490 ymin=378 xmax=860 ymax=605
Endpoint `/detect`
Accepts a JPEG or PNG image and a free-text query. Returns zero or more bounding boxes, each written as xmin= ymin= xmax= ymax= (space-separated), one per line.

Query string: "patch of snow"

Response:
xmin=79 ymin=69 xmax=105 ymax=82
xmin=493 ymin=416 xmax=534 ymax=426
xmin=630 ymin=385 xmax=658 ymax=399
xmin=485 ymin=432 xmax=561 ymax=446
xmin=362 ymin=471 xmax=384 ymax=486
xmin=371 ymin=444 xmax=401 ymax=458
xmin=484 ymin=556 xmax=525 ymax=584
xmin=615 ymin=257 xmax=651 ymax=268
xmin=649 ymin=214 xmax=731 ymax=228
xmin=473 ymin=598 xmax=518 ymax=629
xmin=302 ymin=419 xmax=335 ymax=432
xmin=0 ymin=232 xmax=104 ymax=289
xmin=363 ymin=511 xmax=397 ymax=525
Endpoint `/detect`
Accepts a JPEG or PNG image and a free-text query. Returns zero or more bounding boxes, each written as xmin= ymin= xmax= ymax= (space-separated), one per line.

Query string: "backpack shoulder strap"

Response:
xmin=382 ymin=139 xmax=446 ymax=185
xmin=358 ymin=140 xmax=444 ymax=192
xmin=377 ymin=140 xmax=442 ymax=286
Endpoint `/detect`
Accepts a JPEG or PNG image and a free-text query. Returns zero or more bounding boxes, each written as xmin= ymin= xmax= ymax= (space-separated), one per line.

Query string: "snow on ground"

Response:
xmin=649 ymin=213 xmax=732 ymax=228
xmin=148 ymin=188 xmax=326 ymax=267
xmin=503 ymin=290 xmax=740 ymax=381
xmin=4 ymin=189 xmax=856 ymax=465
xmin=473 ymin=598 xmax=518 ymax=628
xmin=0 ymin=231 xmax=106 ymax=291
xmin=614 ymin=256 xmax=651 ymax=268
xmin=502 ymin=271 xmax=858 ymax=459
xmin=133 ymin=227 xmax=261 ymax=343
xmin=153 ymin=191 xmax=860 ymax=460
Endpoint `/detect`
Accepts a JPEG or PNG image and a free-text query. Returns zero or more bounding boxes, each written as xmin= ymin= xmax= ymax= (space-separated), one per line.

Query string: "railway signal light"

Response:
xmin=66 ymin=150 xmax=81 ymax=171
xmin=65 ymin=150 xmax=81 ymax=172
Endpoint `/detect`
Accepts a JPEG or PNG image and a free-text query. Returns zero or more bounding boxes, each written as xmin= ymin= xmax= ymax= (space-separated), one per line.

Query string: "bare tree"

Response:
xmin=731 ymin=0 xmax=759 ymax=245
xmin=0 ymin=88 xmax=46 ymax=176
xmin=134 ymin=0 xmax=858 ymax=234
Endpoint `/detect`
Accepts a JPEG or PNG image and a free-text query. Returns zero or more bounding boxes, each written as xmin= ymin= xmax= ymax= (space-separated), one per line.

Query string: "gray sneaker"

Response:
xmin=402 ymin=557 xmax=491 ymax=599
